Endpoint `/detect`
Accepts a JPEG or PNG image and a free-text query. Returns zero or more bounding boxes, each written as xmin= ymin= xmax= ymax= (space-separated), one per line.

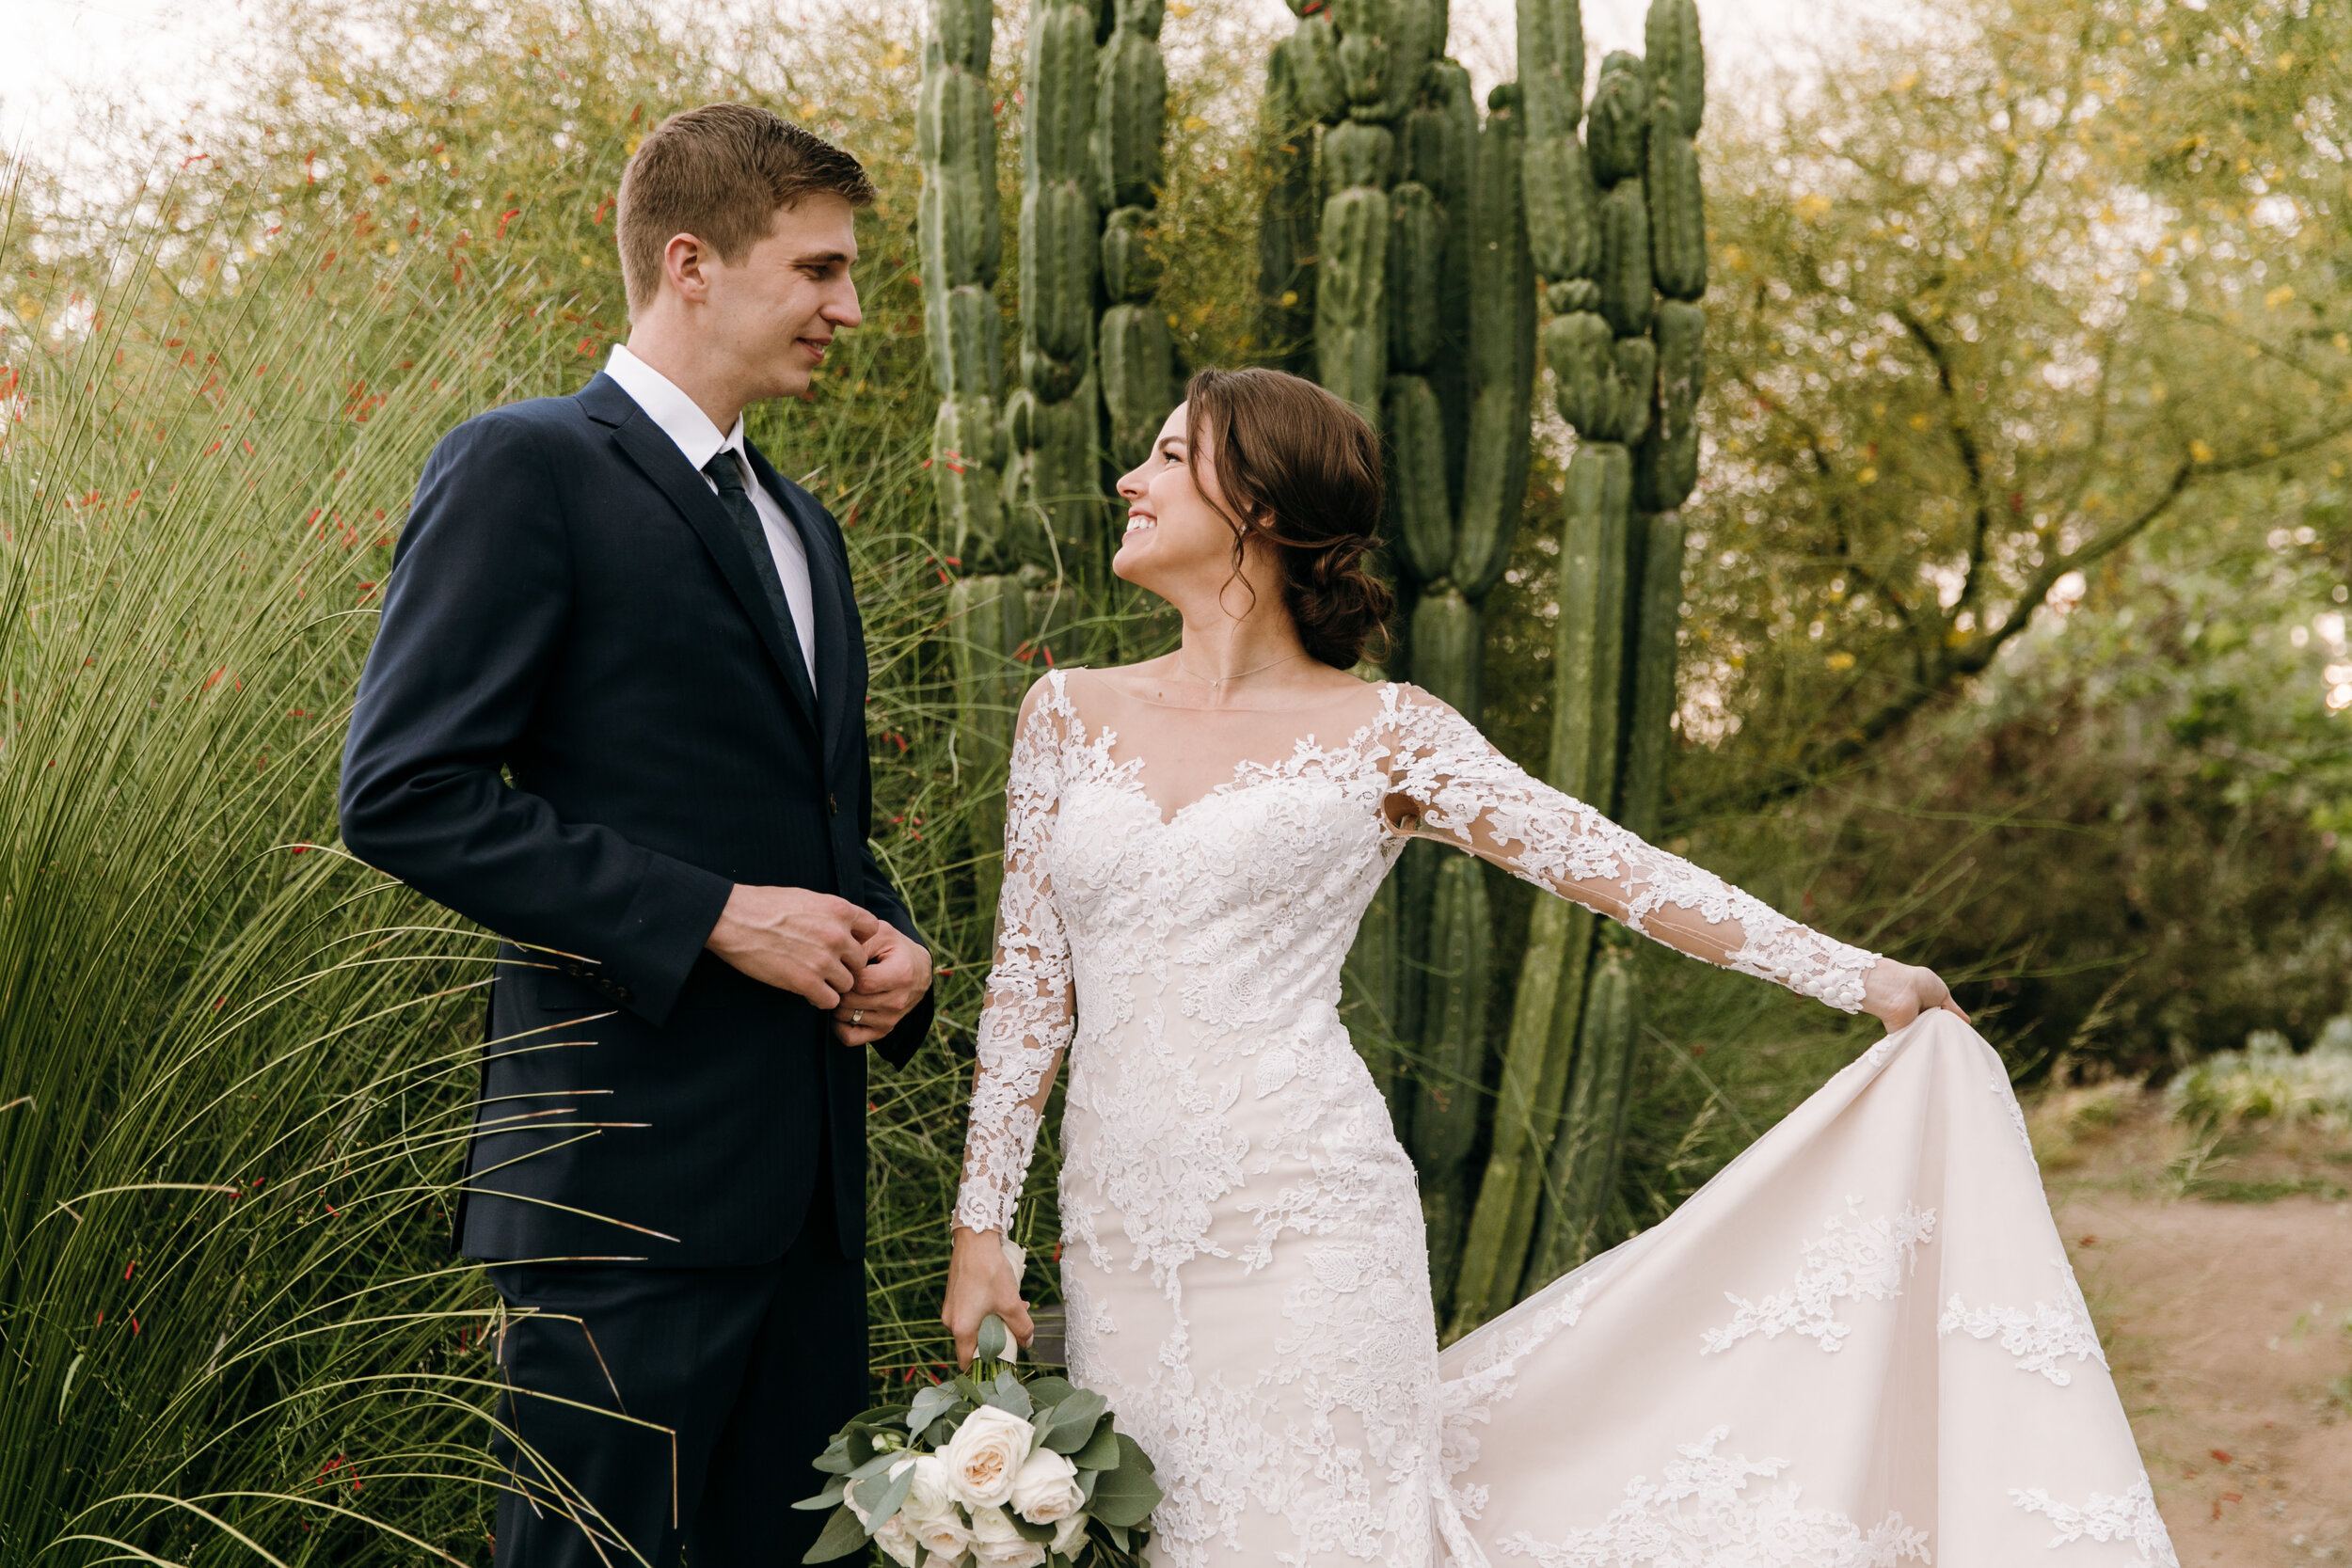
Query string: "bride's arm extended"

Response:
xmin=943 ymin=676 xmax=1077 ymax=1366
xmin=1378 ymin=687 xmax=1963 ymax=1030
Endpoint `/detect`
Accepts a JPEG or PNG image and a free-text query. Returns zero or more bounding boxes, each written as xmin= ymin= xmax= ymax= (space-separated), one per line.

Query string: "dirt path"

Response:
xmin=2033 ymin=1089 xmax=2352 ymax=1564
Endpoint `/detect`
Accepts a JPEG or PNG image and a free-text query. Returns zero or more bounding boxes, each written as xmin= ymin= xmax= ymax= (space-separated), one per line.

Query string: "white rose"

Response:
xmin=1050 ymin=1513 xmax=1090 ymax=1558
xmin=906 ymin=1506 xmax=973 ymax=1562
xmin=849 ymin=1458 xmax=941 ymax=1568
xmin=967 ymin=1504 xmax=1049 ymax=1568
xmin=873 ymin=1512 xmax=922 ymax=1568
xmin=943 ymin=1404 xmax=1038 ymax=1510
xmin=900 ymin=1453 xmax=958 ymax=1526
xmin=1009 ymin=1447 xmax=1084 ymax=1525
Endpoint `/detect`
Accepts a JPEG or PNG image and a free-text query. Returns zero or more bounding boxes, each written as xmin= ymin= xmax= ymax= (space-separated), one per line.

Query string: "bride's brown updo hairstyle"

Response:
xmin=1183 ymin=367 xmax=1394 ymax=670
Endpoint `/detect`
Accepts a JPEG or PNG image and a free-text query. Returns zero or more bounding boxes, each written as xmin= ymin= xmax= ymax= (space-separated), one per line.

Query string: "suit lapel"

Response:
xmin=580 ymin=375 xmax=822 ymax=740
xmin=747 ymin=443 xmax=857 ymax=780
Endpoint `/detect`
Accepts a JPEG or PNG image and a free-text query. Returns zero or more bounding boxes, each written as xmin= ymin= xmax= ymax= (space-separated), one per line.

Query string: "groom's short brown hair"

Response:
xmin=615 ymin=103 xmax=876 ymax=313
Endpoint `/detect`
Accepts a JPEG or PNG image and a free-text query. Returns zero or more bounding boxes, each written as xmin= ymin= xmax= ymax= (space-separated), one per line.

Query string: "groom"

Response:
xmin=341 ymin=104 xmax=932 ymax=1566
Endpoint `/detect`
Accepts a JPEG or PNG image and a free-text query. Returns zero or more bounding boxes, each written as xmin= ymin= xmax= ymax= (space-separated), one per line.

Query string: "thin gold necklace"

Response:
xmin=1173 ymin=649 xmax=1308 ymax=690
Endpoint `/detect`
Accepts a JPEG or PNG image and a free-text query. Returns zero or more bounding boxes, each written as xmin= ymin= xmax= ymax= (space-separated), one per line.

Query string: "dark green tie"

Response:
xmin=702 ymin=451 xmax=804 ymax=679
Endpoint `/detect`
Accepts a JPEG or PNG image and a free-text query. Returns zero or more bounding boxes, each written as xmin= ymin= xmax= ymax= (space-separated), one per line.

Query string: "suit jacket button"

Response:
xmin=828 ymin=792 xmax=839 ymax=816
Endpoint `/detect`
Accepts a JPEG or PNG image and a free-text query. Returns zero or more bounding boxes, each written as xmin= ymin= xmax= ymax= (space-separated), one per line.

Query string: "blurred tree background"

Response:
xmin=0 ymin=0 xmax=2344 ymax=1559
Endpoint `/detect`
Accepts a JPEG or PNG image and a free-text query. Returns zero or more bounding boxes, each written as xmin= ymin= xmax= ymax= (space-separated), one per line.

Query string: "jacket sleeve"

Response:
xmin=338 ymin=410 xmax=734 ymax=1026
xmin=1376 ymin=686 xmax=1883 ymax=1012
xmin=952 ymin=673 xmax=1077 ymax=1236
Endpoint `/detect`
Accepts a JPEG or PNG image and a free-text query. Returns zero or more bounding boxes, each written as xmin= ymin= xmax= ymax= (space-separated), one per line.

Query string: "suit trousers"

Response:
xmin=486 ymin=1164 xmax=865 ymax=1568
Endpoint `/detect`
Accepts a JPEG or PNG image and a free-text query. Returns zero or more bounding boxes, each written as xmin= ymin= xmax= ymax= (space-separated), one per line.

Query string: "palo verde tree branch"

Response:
xmin=1697 ymin=411 xmax=2352 ymax=818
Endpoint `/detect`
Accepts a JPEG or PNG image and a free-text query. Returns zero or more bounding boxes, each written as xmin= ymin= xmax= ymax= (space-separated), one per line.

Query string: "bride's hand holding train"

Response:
xmin=1859 ymin=956 xmax=1970 ymax=1032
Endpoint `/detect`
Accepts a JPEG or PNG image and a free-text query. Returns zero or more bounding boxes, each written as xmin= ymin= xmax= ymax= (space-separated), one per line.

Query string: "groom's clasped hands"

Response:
xmin=707 ymin=881 xmax=932 ymax=1047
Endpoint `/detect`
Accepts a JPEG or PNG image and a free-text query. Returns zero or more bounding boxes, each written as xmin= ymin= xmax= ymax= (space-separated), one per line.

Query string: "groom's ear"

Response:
xmin=657 ymin=231 xmax=718 ymax=307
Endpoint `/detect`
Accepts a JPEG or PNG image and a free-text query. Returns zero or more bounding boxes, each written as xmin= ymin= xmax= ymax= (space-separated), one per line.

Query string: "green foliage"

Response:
xmin=0 ymin=157 xmax=550 ymax=1565
xmin=2169 ymin=1022 xmax=2352 ymax=1134
xmin=1686 ymin=0 xmax=2352 ymax=808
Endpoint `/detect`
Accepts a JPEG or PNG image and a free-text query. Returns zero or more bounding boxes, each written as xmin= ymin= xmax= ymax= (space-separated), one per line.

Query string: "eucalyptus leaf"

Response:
xmin=907 ymin=1383 xmax=960 ymax=1432
xmin=981 ymin=1372 xmax=1033 ymax=1419
xmin=1068 ymin=1420 xmax=1121 ymax=1470
xmin=789 ymin=1479 xmax=847 ymax=1512
xmin=853 ymin=1461 xmax=916 ymax=1531
xmin=1042 ymin=1390 xmax=1107 ymax=1453
xmin=1009 ymin=1511 xmax=1059 ymax=1544
xmin=802 ymin=1504 xmax=871 ymax=1563
xmin=1105 ymin=1522 xmax=1132 ymax=1553
xmin=1024 ymin=1375 xmax=1078 ymax=1406
xmin=977 ymin=1313 xmax=1009 ymax=1362
xmin=847 ymin=1449 xmax=901 ymax=1482
xmin=1088 ymin=1436 xmax=1165 ymax=1528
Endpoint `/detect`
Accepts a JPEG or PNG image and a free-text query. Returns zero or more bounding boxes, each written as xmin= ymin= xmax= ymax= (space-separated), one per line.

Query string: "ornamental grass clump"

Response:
xmin=2167 ymin=1021 xmax=2352 ymax=1134
xmin=0 ymin=100 xmax=980 ymax=1568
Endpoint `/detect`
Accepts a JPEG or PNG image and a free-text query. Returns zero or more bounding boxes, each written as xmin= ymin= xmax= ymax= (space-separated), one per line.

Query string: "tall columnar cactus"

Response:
xmin=1269 ymin=0 xmax=1533 ymax=1307
xmin=1450 ymin=0 xmax=1709 ymax=1333
xmin=921 ymin=0 xmax=1008 ymax=567
xmin=1252 ymin=42 xmax=1320 ymax=375
xmin=1006 ymin=0 xmax=1106 ymax=568
xmin=1095 ymin=0 xmax=1176 ymax=472
xmin=1394 ymin=84 xmax=1538 ymax=1308
xmin=922 ymin=0 xmax=1031 ymax=911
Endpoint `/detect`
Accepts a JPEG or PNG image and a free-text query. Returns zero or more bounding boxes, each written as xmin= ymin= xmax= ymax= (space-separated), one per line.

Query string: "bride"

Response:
xmin=939 ymin=368 xmax=2175 ymax=1568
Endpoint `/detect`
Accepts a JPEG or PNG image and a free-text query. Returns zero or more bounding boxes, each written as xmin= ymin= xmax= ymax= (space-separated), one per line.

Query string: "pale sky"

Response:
xmin=0 ymin=0 xmax=1874 ymax=169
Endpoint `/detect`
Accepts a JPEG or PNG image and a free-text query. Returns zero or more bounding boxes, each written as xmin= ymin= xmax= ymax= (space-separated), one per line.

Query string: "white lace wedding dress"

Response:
xmin=954 ymin=669 xmax=2175 ymax=1568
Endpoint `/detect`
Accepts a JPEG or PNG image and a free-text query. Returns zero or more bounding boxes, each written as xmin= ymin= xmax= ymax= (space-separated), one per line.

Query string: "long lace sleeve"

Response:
xmin=952 ymin=673 xmax=1079 ymax=1235
xmin=1376 ymin=686 xmax=1882 ymax=1012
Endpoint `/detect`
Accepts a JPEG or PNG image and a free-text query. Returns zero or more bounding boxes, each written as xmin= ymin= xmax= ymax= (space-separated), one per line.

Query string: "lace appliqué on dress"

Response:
xmin=1938 ymin=1259 xmax=2106 ymax=1386
xmin=1701 ymin=1198 xmax=1936 ymax=1355
xmin=1371 ymin=690 xmax=1881 ymax=1014
xmin=1494 ymin=1427 xmax=1932 ymax=1568
xmin=2010 ymin=1477 xmax=2179 ymax=1568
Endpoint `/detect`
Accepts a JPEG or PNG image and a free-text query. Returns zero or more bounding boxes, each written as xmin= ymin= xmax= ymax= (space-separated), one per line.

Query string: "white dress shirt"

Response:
xmin=602 ymin=343 xmax=819 ymax=687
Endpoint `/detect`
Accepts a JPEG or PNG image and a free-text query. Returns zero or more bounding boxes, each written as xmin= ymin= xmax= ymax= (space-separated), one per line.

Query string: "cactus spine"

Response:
xmin=1451 ymin=0 xmax=1709 ymax=1332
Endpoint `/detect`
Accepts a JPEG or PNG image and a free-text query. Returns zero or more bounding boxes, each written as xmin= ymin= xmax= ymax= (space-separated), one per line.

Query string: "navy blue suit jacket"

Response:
xmin=340 ymin=371 xmax=931 ymax=1266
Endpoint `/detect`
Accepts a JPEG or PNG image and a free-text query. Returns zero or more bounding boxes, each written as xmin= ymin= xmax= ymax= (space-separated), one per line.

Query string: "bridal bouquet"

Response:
xmin=797 ymin=1315 xmax=1162 ymax=1568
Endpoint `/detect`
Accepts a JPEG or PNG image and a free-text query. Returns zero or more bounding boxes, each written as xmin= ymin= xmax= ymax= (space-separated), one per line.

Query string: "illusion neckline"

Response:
xmin=1049 ymin=668 xmax=1403 ymax=831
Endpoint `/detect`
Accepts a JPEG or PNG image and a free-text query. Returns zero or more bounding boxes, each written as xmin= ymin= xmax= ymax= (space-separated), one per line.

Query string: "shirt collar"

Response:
xmin=604 ymin=342 xmax=748 ymax=476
